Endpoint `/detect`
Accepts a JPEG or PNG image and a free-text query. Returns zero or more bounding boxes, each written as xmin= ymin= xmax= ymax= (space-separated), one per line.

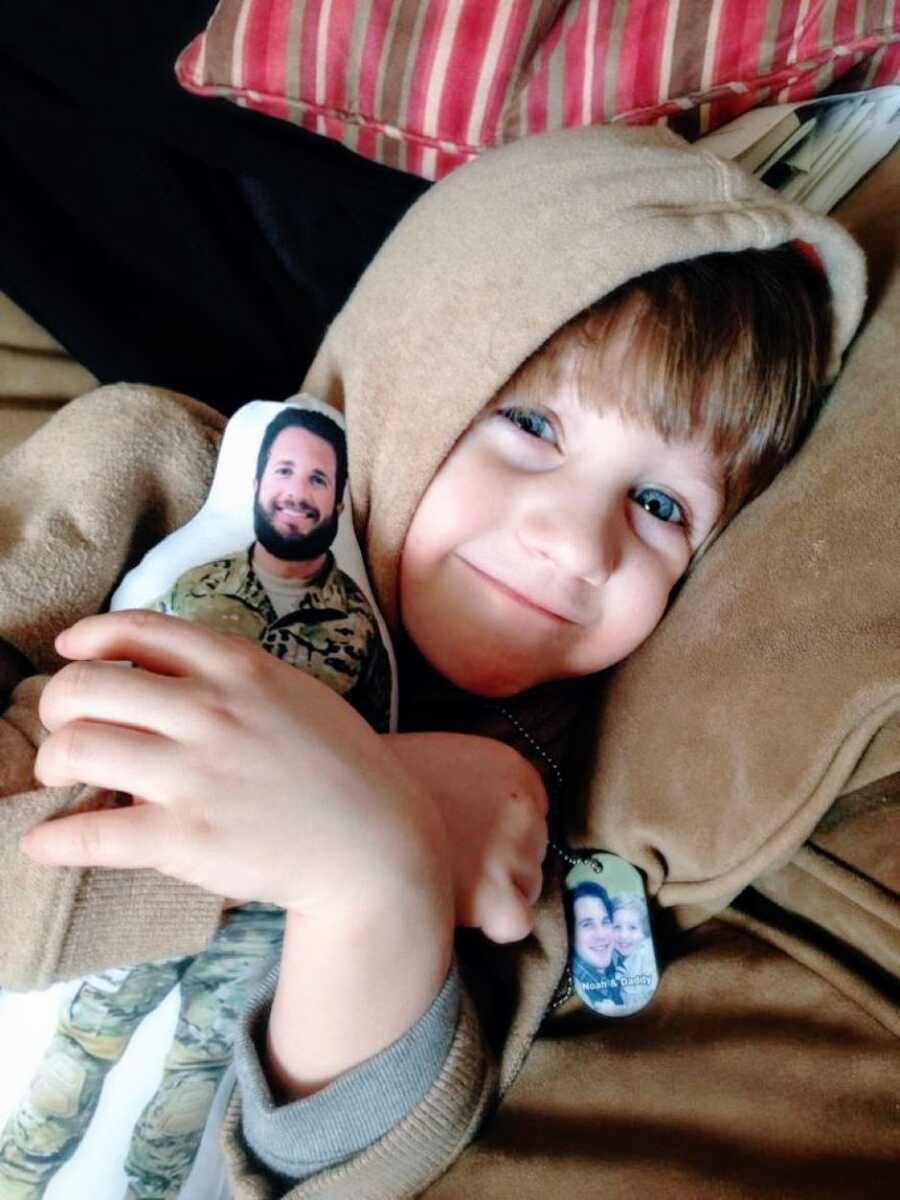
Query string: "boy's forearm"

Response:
xmin=266 ymin=871 xmax=455 ymax=1101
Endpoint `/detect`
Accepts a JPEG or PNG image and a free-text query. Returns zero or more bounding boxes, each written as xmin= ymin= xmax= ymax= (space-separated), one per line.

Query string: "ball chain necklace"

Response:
xmin=489 ymin=700 xmax=607 ymax=1011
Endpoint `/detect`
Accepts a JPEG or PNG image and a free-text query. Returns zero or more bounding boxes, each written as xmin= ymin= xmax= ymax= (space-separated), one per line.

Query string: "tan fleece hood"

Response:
xmin=0 ymin=127 xmax=895 ymax=1200
xmin=0 ymin=128 xmax=894 ymax=1011
xmin=305 ymin=124 xmax=866 ymax=628
xmin=305 ymin=125 xmax=895 ymax=942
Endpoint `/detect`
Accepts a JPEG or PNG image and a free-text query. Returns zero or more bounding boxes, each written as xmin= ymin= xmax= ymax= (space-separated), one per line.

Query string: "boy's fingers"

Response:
xmin=35 ymin=721 xmax=175 ymax=796
xmin=473 ymin=877 xmax=534 ymax=945
xmin=482 ymin=895 xmax=533 ymax=944
xmin=517 ymin=865 xmax=544 ymax=906
xmin=55 ymin=611 xmax=251 ymax=682
xmin=20 ymin=802 xmax=171 ymax=870
xmin=40 ymin=660 xmax=190 ymax=737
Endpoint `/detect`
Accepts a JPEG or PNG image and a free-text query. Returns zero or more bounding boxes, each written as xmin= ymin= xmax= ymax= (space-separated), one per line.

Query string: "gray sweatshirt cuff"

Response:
xmin=235 ymin=961 xmax=461 ymax=1181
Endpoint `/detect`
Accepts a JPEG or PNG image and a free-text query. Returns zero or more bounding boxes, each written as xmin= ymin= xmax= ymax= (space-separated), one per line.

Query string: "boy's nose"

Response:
xmin=518 ymin=498 xmax=622 ymax=583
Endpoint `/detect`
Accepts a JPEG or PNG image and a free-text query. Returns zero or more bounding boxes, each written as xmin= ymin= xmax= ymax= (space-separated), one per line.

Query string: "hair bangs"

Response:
xmin=504 ymin=246 xmax=833 ymax=528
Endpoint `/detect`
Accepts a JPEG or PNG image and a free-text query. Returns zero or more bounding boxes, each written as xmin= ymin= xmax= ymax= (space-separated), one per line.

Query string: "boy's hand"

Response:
xmin=22 ymin=611 xmax=456 ymax=1097
xmin=386 ymin=732 xmax=548 ymax=944
xmin=21 ymin=612 xmax=451 ymax=926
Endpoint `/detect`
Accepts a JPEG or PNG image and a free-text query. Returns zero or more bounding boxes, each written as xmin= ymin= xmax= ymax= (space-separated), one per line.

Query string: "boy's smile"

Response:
xmin=456 ymin=558 xmax=576 ymax=624
xmin=399 ymin=383 xmax=724 ymax=696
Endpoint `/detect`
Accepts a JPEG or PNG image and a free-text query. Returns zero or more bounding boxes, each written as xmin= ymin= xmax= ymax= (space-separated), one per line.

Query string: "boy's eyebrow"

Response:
xmin=689 ymin=478 xmax=727 ymax=528
xmin=691 ymin=469 xmax=726 ymax=498
xmin=657 ymin=448 xmax=726 ymax=495
xmin=641 ymin=457 xmax=725 ymax=504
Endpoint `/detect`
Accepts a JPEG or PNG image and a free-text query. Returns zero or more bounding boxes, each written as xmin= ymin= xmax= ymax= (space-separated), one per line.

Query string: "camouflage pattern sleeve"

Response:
xmin=144 ymin=586 xmax=176 ymax=616
xmin=345 ymin=630 xmax=393 ymax=734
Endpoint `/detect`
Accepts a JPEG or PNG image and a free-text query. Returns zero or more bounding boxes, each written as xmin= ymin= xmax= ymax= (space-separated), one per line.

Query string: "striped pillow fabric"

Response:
xmin=176 ymin=1 xmax=900 ymax=181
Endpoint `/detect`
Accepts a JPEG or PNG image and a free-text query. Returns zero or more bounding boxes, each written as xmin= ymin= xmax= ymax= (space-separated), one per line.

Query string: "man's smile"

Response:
xmin=273 ymin=502 xmax=320 ymax=527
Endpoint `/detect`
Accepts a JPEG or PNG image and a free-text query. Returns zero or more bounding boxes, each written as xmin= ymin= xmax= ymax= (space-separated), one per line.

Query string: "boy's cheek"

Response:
xmin=556 ymin=604 xmax=665 ymax=679
xmin=398 ymin=522 xmax=677 ymax=690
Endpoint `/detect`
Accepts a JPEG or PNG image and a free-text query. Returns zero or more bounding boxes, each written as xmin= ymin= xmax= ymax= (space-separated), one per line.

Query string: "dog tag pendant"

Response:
xmin=563 ymin=852 xmax=659 ymax=1016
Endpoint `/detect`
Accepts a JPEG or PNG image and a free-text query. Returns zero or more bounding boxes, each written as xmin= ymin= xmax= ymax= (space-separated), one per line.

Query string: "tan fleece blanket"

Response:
xmin=0 ymin=134 xmax=896 ymax=1198
xmin=302 ymin=126 xmax=898 ymax=1043
xmin=0 ymin=388 xmax=228 ymax=982
xmin=427 ymin=151 xmax=899 ymax=1197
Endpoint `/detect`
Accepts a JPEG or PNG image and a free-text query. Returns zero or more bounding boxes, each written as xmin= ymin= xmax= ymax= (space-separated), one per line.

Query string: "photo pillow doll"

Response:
xmin=0 ymin=397 xmax=396 ymax=1200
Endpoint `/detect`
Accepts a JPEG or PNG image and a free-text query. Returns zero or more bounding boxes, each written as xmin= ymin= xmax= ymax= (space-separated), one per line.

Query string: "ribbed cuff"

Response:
xmin=1 ymin=752 xmax=225 ymax=989
xmin=58 ymin=868 xmax=225 ymax=979
xmin=236 ymin=962 xmax=461 ymax=1180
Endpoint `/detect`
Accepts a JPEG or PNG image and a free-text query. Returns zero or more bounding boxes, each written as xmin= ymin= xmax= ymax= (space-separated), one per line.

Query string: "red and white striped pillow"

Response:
xmin=176 ymin=0 xmax=900 ymax=181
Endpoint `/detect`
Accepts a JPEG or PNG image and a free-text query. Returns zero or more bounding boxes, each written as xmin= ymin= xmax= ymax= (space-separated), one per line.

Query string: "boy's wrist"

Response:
xmin=267 ymin=873 xmax=454 ymax=1100
xmin=280 ymin=760 xmax=452 ymax=923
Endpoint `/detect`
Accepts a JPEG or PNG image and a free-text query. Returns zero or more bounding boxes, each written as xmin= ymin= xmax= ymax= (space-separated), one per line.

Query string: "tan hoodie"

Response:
xmin=1 ymin=127 xmax=896 ymax=1199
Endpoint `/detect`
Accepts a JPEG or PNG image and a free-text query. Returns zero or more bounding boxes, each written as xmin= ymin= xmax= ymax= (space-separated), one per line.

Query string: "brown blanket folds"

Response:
xmin=427 ymin=151 xmax=899 ymax=1199
xmin=0 ymin=388 xmax=228 ymax=980
xmin=0 ymin=129 xmax=897 ymax=1198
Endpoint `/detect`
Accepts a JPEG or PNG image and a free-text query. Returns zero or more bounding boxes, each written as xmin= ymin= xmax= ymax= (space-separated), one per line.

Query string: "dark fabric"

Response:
xmin=0 ymin=0 xmax=427 ymax=414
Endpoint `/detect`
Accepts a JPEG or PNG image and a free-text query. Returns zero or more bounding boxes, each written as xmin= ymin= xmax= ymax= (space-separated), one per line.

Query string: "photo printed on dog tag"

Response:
xmin=564 ymin=853 xmax=659 ymax=1016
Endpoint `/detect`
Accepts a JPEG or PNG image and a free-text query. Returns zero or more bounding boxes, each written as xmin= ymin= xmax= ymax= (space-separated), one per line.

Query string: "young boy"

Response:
xmin=3 ymin=125 xmax=864 ymax=1198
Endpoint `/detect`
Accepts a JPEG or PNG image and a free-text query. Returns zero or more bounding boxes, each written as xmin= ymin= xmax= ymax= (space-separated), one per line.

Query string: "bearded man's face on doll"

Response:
xmin=254 ymin=425 xmax=343 ymax=562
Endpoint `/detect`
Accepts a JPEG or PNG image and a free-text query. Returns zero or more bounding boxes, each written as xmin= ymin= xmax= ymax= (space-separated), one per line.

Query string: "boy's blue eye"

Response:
xmin=498 ymin=406 xmax=556 ymax=441
xmin=632 ymin=487 xmax=684 ymax=525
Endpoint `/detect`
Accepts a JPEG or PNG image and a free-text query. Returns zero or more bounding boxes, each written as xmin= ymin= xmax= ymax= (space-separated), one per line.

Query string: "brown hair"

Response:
xmin=500 ymin=244 xmax=834 ymax=530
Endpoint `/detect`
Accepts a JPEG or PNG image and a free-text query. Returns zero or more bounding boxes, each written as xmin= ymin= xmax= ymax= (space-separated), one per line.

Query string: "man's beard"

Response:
xmin=254 ymin=498 xmax=340 ymax=562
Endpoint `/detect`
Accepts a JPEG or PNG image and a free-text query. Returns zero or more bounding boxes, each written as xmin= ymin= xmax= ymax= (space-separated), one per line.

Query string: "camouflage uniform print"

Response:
xmin=150 ymin=548 xmax=392 ymax=733
xmin=0 ymin=540 xmax=391 ymax=1198
xmin=0 ymin=906 xmax=284 ymax=1200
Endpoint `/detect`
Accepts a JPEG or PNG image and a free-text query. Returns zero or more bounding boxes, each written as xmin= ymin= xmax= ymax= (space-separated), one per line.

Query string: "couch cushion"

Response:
xmin=0 ymin=295 xmax=97 ymax=458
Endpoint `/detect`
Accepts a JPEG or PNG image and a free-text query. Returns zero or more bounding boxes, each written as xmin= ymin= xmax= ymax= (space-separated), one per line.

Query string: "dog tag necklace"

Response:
xmin=491 ymin=702 xmax=660 ymax=1016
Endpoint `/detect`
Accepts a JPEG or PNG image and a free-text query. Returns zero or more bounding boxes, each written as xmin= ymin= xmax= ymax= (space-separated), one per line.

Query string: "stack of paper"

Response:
xmin=698 ymin=85 xmax=900 ymax=213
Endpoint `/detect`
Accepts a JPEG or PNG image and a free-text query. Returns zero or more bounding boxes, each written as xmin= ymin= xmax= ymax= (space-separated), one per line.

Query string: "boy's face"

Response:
xmin=613 ymin=907 xmax=645 ymax=956
xmin=399 ymin=382 xmax=724 ymax=696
